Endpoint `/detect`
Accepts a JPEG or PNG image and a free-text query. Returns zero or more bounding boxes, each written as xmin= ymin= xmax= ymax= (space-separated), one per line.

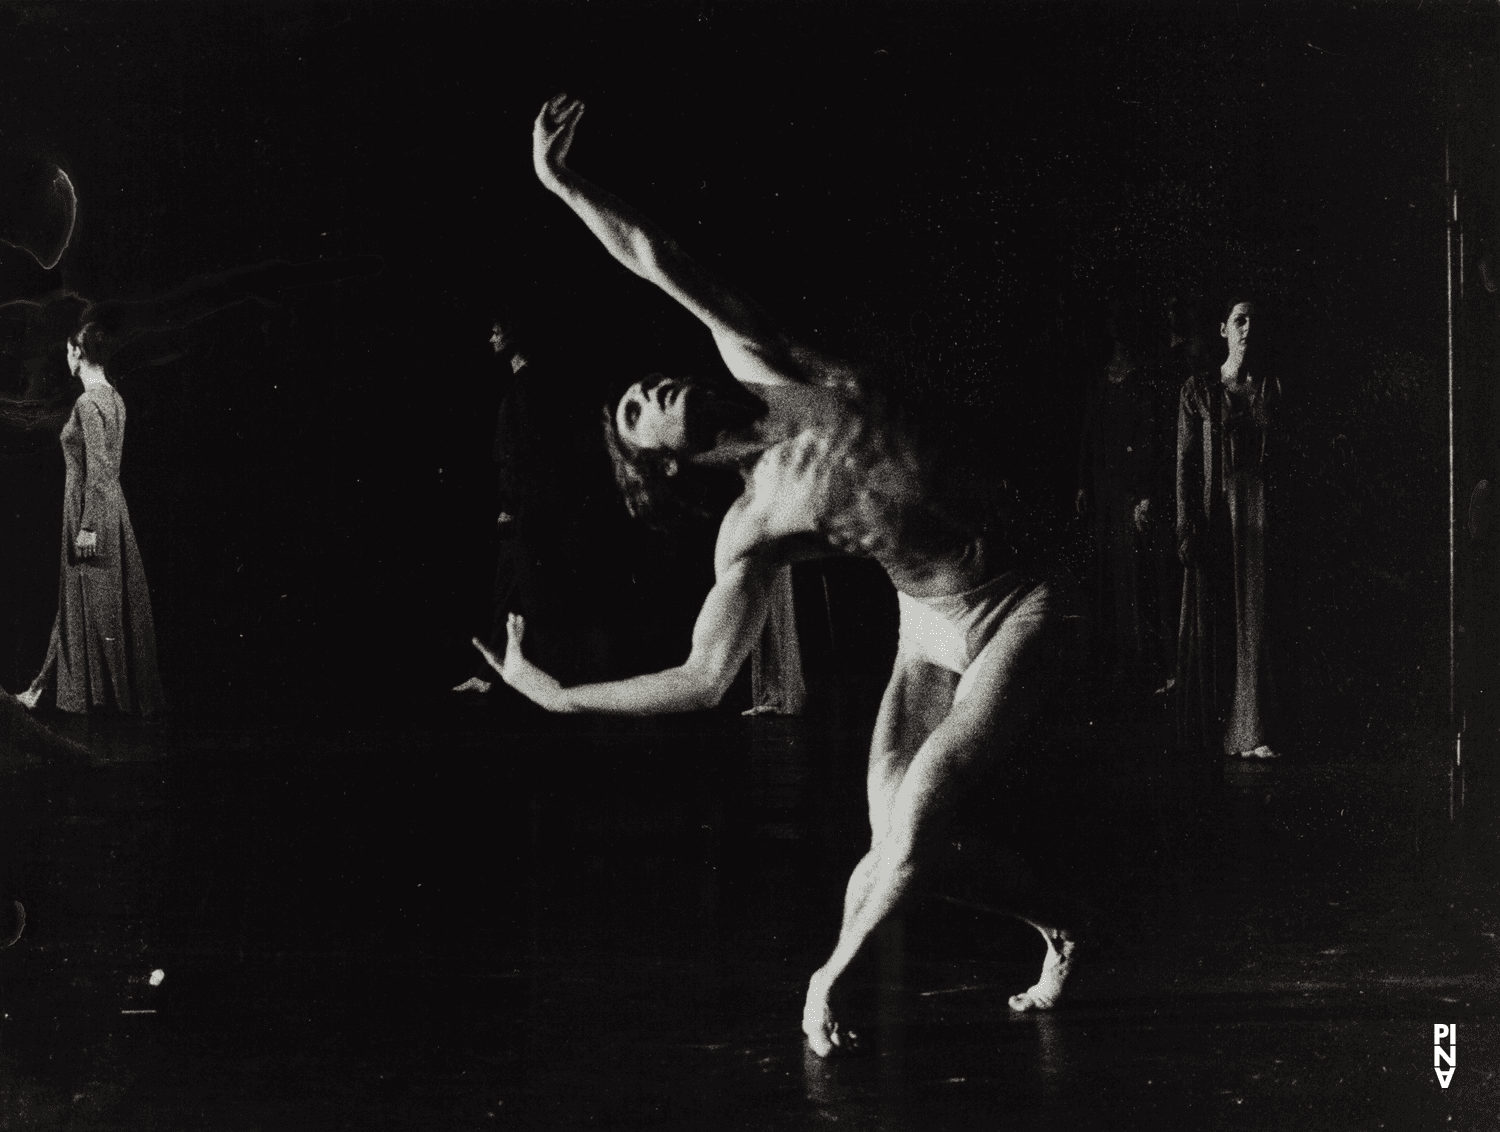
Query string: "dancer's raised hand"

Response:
xmin=533 ymin=93 xmax=585 ymax=186
xmin=472 ymin=614 xmax=563 ymax=710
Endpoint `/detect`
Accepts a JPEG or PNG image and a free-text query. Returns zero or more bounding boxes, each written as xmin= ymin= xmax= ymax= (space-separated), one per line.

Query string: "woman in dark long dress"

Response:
xmin=1175 ymin=297 xmax=1282 ymax=759
xmin=17 ymin=321 xmax=164 ymax=715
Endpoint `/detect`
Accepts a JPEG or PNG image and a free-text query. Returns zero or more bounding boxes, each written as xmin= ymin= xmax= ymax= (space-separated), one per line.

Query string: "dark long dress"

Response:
xmin=1077 ymin=367 xmax=1160 ymax=679
xmin=1174 ymin=368 xmax=1280 ymax=755
xmin=33 ymin=384 xmax=164 ymax=715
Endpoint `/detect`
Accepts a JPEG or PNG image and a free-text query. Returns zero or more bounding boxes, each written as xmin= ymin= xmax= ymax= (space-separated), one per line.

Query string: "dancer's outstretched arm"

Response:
xmin=476 ymin=505 xmax=781 ymax=714
xmin=533 ymin=94 xmax=816 ymax=389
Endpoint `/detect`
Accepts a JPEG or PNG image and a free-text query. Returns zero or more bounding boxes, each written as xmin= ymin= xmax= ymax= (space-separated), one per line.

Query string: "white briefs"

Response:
xmin=897 ymin=570 xmax=1074 ymax=705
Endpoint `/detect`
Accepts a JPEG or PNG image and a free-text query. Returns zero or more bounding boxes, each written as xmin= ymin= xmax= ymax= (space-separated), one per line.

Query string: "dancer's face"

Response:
xmin=1220 ymin=302 xmax=1255 ymax=357
xmin=616 ymin=376 xmax=690 ymax=452
xmin=65 ymin=338 xmax=82 ymax=377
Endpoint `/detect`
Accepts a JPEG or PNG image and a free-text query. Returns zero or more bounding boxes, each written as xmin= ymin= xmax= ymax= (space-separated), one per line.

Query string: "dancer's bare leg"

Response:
xmin=803 ymin=618 xmax=1085 ymax=1056
xmin=932 ymin=835 xmax=1089 ymax=1013
xmin=804 ymin=659 xmax=956 ymax=1054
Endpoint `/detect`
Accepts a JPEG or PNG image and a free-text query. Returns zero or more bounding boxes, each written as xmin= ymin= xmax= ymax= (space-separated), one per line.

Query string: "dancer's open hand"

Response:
xmin=534 ymin=94 xmax=585 ymax=186
xmin=74 ymin=529 xmax=98 ymax=559
xmin=472 ymin=615 xmax=563 ymax=710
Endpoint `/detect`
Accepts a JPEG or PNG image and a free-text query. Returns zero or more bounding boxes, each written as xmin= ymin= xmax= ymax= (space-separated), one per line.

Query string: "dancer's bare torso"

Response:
xmin=712 ymin=381 xmax=996 ymax=600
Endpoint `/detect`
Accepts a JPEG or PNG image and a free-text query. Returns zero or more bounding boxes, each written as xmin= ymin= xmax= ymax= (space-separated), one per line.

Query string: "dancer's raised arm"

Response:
xmin=533 ymin=94 xmax=807 ymax=388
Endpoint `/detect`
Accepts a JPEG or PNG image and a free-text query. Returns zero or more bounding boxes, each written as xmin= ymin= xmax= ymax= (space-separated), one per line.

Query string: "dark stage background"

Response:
xmin=0 ymin=1 xmax=1490 ymax=758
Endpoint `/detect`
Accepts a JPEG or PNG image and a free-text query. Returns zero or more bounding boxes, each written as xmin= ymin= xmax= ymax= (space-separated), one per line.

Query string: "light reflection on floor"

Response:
xmin=0 ymin=707 xmax=1495 ymax=1130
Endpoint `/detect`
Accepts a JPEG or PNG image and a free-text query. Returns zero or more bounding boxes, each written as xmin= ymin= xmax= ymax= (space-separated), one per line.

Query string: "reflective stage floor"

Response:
xmin=0 ymin=705 xmax=1495 ymax=1130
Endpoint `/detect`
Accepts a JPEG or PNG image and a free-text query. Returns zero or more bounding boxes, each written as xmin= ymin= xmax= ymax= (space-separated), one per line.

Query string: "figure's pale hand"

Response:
xmin=1178 ymin=528 xmax=1199 ymax=567
xmin=533 ymin=93 xmax=585 ymax=186
xmin=74 ymin=529 xmax=98 ymax=559
xmin=472 ymin=615 xmax=563 ymax=710
xmin=1133 ymin=497 xmax=1152 ymax=531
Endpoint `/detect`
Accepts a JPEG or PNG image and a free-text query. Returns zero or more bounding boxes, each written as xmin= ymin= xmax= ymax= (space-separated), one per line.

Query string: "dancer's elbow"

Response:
xmin=680 ymin=659 xmax=735 ymax=711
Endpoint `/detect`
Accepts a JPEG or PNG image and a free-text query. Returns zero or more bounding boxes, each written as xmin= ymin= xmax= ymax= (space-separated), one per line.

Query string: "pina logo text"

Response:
xmin=1433 ymin=1024 xmax=1457 ymax=1089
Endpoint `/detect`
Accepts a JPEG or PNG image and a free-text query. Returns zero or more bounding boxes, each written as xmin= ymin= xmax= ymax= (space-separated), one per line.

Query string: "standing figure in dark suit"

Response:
xmin=455 ymin=319 xmax=544 ymax=696
xmin=1146 ymin=294 xmax=1216 ymax=692
xmin=1075 ymin=297 xmax=1162 ymax=689
xmin=18 ymin=321 xmax=163 ymax=715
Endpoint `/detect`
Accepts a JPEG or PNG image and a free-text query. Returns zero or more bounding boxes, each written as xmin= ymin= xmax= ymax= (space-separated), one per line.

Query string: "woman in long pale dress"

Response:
xmin=18 ymin=321 xmax=164 ymax=715
xmin=1174 ymin=297 xmax=1280 ymax=759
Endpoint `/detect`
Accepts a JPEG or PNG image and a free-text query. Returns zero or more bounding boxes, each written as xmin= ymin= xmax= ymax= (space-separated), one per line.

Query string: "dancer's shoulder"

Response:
xmin=712 ymin=491 xmax=785 ymax=579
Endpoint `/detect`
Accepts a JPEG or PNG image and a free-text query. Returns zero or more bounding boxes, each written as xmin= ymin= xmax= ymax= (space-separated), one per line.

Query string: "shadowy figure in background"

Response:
xmin=17 ymin=322 xmax=164 ymax=715
xmin=455 ymin=317 xmax=544 ymax=698
xmin=1175 ymin=296 xmax=1283 ymax=760
xmin=1075 ymin=296 xmax=1162 ymax=692
xmin=458 ymin=309 xmax=620 ymax=698
xmin=1148 ymin=294 xmax=1216 ymax=694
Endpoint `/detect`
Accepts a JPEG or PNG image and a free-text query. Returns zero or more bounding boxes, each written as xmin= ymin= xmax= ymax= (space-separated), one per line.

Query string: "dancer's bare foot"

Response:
xmin=452 ymin=676 xmax=492 ymax=694
xmin=1008 ymin=926 xmax=1081 ymax=1013
xmin=802 ymin=969 xmax=858 ymax=1057
xmin=15 ymin=686 xmax=42 ymax=710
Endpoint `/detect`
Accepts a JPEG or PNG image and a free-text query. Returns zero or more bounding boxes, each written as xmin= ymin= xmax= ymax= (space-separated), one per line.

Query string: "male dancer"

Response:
xmin=480 ymin=95 xmax=1089 ymax=1056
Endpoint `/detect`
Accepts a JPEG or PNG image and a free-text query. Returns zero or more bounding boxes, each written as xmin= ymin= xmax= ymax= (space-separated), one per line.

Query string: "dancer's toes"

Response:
xmin=1008 ymin=929 xmax=1080 ymax=1014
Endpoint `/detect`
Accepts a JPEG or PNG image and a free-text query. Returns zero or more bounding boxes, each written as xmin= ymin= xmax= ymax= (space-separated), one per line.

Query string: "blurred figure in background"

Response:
xmin=1147 ymin=293 xmax=1216 ymax=694
xmin=1075 ymin=295 xmax=1162 ymax=693
xmin=454 ymin=317 xmax=539 ymax=697
xmin=456 ymin=313 xmax=617 ymax=700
